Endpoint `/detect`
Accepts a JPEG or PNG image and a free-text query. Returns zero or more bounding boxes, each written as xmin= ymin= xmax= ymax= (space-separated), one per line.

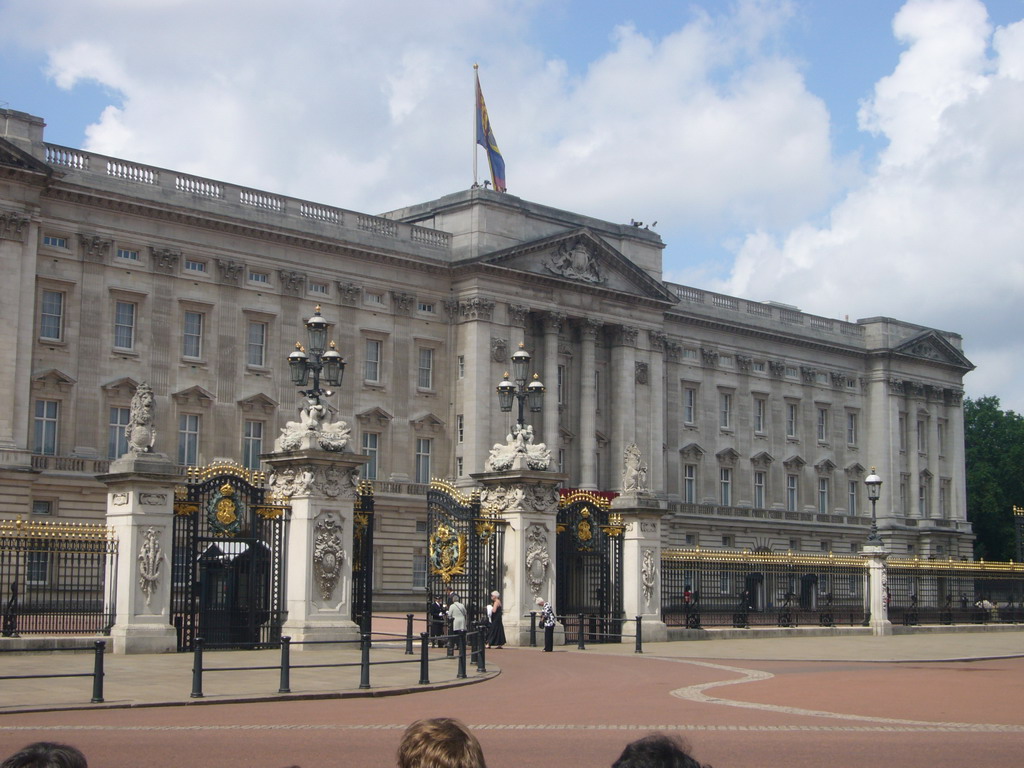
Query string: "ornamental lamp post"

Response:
xmin=496 ymin=343 xmax=545 ymax=431
xmin=287 ymin=306 xmax=345 ymax=406
xmin=865 ymin=467 xmax=883 ymax=544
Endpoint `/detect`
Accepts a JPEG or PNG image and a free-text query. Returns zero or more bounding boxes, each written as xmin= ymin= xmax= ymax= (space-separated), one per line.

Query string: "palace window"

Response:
xmin=242 ymin=420 xmax=263 ymax=470
xmin=108 ymin=406 xmax=130 ymax=459
xmin=786 ymin=403 xmax=798 ymax=438
xmin=362 ymin=432 xmax=379 ymax=480
xmin=683 ymin=464 xmax=697 ymax=504
xmin=415 ymin=438 xmax=432 ymax=484
xmin=753 ymin=471 xmax=766 ymax=509
xmin=40 ymin=290 xmax=64 ymax=341
xmin=113 ymin=300 xmax=136 ymax=350
xmin=177 ymin=414 xmax=200 ymax=466
xmin=33 ymin=399 xmax=59 ymax=455
xmin=417 ymin=347 xmax=434 ymax=390
xmin=247 ymin=321 xmax=267 ymax=367
xmin=786 ymin=474 xmax=799 ymax=512
xmin=182 ymin=311 xmax=204 ymax=359
xmin=754 ymin=397 xmax=766 ymax=434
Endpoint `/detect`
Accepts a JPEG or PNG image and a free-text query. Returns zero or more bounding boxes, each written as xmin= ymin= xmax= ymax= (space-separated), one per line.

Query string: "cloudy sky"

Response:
xmin=2 ymin=0 xmax=1023 ymax=411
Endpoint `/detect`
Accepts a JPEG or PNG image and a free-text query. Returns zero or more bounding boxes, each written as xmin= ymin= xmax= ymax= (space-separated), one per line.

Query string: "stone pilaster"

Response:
xmin=578 ymin=319 xmax=601 ymax=489
xmin=263 ymin=448 xmax=370 ymax=646
xmin=862 ymin=544 xmax=892 ymax=636
xmin=473 ymin=468 xmax=567 ymax=646
xmin=612 ymin=491 xmax=669 ymax=642
xmin=100 ymin=452 xmax=179 ymax=654
xmin=541 ymin=313 xmax=565 ymax=457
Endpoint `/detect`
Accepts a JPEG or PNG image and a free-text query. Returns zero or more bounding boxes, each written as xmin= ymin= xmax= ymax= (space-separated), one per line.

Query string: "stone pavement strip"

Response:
xmin=1 ymin=628 xmax=1021 ymax=715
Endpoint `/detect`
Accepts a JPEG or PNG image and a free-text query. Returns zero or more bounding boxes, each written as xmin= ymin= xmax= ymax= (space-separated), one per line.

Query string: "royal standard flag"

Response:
xmin=475 ymin=72 xmax=506 ymax=192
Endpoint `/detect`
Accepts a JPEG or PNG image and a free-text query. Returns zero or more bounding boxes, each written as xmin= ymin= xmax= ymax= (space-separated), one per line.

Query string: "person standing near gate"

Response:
xmin=487 ymin=591 xmax=506 ymax=649
xmin=429 ymin=594 xmax=446 ymax=647
xmin=536 ymin=597 xmax=555 ymax=652
xmin=448 ymin=593 xmax=468 ymax=652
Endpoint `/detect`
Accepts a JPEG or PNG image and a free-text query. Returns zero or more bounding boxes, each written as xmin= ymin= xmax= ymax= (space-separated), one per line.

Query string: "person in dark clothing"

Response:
xmin=429 ymin=594 xmax=446 ymax=647
xmin=612 ymin=734 xmax=711 ymax=768
xmin=536 ymin=596 xmax=555 ymax=651
xmin=2 ymin=742 xmax=88 ymax=768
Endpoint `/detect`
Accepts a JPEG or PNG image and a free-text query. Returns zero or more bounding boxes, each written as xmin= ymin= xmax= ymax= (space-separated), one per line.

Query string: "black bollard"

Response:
xmin=529 ymin=611 xmax=537 ymax=647
xmin=405 ymin=613 xmax=414 ymax=655
xmin=190 ymin=638 xmax=204 ymax=698
xmin=279 ymin=636 xmax=291 ymax=693
xmin=635 ymin=616 xmax=643 ymax=654
xmin=91 ymin=640 xmax=105 ymax=703
xmin=476 ymin=623 xmax=487 ymax=673
xmin=577 ymin=613 xmax=586 ymax=650
xmin=419 ymin=632 xmax=430 ymax=685
xmin=359 ymin=633 xmax=371 ymax=689
xmin=456 ymin=632 xmax=467 ymax=679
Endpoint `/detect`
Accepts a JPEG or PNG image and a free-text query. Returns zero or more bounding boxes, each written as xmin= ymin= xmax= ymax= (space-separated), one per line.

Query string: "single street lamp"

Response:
xmin=287 ymin=306 xmax=345 ymax=406
xmin=496 ymin=343 xmax=545 ymax=430
xmin=865 ymin=467 xmax=883 ymax=544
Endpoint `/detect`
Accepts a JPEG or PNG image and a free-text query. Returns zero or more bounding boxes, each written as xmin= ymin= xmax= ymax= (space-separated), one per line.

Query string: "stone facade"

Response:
xmin=0 ymin=109 xmax=975 ymax=608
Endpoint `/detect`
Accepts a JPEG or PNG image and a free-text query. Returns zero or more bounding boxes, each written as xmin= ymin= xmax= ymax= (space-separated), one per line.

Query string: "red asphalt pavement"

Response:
xmin=2 ymin=645 xmax=1023 ymax=768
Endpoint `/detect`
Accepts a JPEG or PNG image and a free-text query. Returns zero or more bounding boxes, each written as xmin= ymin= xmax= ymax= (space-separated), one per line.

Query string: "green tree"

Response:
xmin=964 ymin=396 xmax=1024 ymax=560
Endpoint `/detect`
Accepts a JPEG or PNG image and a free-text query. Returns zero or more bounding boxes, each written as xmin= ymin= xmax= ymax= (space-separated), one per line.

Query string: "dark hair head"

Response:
xmin=1 ymin=742 xmax=88 ymax=768
xmin=612 ymin=734 xmax=708 ymax=768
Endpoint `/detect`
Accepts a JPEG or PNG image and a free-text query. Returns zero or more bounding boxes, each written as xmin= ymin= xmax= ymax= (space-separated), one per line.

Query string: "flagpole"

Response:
xmin=472 ymin=63 xmax=479 ymax=188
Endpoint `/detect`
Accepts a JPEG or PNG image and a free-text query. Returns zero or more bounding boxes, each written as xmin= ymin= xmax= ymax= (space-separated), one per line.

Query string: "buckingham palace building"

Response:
xmin=0 ymin=108 xmax=975 ymax=608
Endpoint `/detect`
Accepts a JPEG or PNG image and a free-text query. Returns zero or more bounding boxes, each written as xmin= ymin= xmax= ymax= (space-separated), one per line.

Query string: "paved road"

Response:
xmin=2 ymin=631 xmax=1023 ymax=767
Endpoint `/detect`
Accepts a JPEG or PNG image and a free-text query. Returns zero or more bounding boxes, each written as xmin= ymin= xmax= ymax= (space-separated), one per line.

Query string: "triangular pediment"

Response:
xmin=815 ymin=458 xmax=837 ymax=474
xmin=238 ymin=392 xmax=278 ymax=413
xmin=357 ymin=407 xmax=394 ymax=426
xmin=680 ymin=442 xmax=705 ymax=460
xmin=464 ymin=228 xmax=677 ymax=303
xmin=0 ymin=137 xmax=54 ymax=176
xmin=845 ymin=462 xmax=866 ymax=477
xmin=410 ymin=412 xmax=445 ymax=434
xmin=893 ymin=331 xmax=974 ymax=372
xmin=716 ymin=447 xmax=739 ymax=466
xmin=783 ymin=455 xmax=806 ymax=470
xmin=750 ymin=451 xmax=774 ymax=468
xmin=102 ymin=377 xmax=140 ymax=399
xmin=171 ymin=385 xmax=215 ymax=406
xmin=32 ymin=368 xmax=76 ymax=392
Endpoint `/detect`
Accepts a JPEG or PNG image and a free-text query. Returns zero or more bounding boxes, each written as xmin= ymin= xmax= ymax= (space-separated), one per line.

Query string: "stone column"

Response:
xmin=100 ymin=452 xmax=179 ymax=654
xmin=263 ymin=449 xmax=369 ymax=646
xmin=541 ymin=313 xmax=565 ymax=459
xmin=473 ymin=468 xmax=567 ymax=646
xmin=0 ymin=211 xmax=35 ymax=463
xmin=613 ymin=491 xmax=669 ymax=642
xmin=610 ymin=327 xmax=638 ymax=490
xmin=862 ymin=544 xmax=892 ymax=636
xmin=578 ymin=319 xmax=601 ymax=490
xmin=648 ymin=332 xmax=667 ymax=494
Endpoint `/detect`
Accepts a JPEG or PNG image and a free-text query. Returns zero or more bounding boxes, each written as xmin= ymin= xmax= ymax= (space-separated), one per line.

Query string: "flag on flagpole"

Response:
xmin=475 ymin=70 xmax=506 ymax=192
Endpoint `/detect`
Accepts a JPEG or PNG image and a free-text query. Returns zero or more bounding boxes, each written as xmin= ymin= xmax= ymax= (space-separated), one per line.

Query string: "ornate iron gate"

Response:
xmin=426 ymin=480 xmax=505 ymax=623
xmin=171 ymin=461 xmax=288 ymax=651
xmin=351 ymin=481 xmax=375 ymax=633
xmin=556 ymin=489 xmax=624 ymax=643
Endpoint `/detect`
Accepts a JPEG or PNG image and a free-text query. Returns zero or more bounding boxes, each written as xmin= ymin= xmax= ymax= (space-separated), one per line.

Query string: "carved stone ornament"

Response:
xmin=508 ymin=304 xmax=530 ymax=327
xmin=491 ymin=337 xmax=508 ymax=363
xmin=274 ymin=397 xmax=351 ymax=453
xmin=278 ymin=270 xmax=306 ymax=296
xmin=700 ymin=347 xmax=719 ymax=367
xmin=337 ymin=282 xmax=362 ymax=306
xmin=641 ymin=548 xmax=657 ymax=607
xmin=139 ymin=493 xmax=166 ymax=505
xmin=769 ymin=360 xmax=786 ymax=378
xmin=635 ymin=361 xmax=649 ymax=385
xmin=0 ymin=211 xmax=30 ymax=242
xmin=268 ymin=465 xmax=316 ymax=498
xmin=543 ymin=238 xmax=605 ymax=284
xmin=216 ymin=259 xmax=244 ymax=285
xmin=137 ymin=527 xmax=164 ymax=607
xmin=150 ymin=247 xmax=180 ymax=274
xmin=112 ymin=492 xmax=130 ymax=506
xmin=736 ymin=355 xmax=753 ymax=373
xmin=125 ymin=381 xmax=156 ymax=455
xmin=313 ymin=516 xmax=345 ymax=601
xmin=314 ymin=464 xmax=359 ymax=500
xmin=800 ymin=366 xmax=817 ymax=384
xmin=621 ymin=442 xmax=649 ymax=491
xmin=525 ymin=524 xmax=550 ymax=597
xmin=459 ymin=298 xmax=495 ymax=321
xmin=390 ymin=291 xmax=415 ymax=315
xmin=79 ymin=234 xmax=112 ymax=262
xmin=485 ymin=423 xmax=552 ymax=472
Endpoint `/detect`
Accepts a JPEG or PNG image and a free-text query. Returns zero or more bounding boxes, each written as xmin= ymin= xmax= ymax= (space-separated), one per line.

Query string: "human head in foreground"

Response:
xmin=1 ymin=742 xmax=88 ymax=768
xmin=397 ymin=717 xmax=487 ymax=768
xmin=612 ymin=733 xmax=710 ymax=768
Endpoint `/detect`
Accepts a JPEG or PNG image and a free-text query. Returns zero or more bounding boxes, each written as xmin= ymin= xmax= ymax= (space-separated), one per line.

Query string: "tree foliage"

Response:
xmin=964 ymin=396 xmax=1024 ymax=560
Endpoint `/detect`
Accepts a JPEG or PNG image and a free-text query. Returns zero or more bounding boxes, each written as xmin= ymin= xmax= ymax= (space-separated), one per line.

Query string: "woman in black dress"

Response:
xmin=487 ymin=590 xmax=506 ymax=648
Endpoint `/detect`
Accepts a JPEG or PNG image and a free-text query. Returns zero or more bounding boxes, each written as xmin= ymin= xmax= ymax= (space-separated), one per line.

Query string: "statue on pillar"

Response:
xmin=274 ymin=395 xmax=352 ymax=452
xmin=621 ymin=442 xmax=648 ymax=491
xmin=125 ymin=382 xmax=156 ymax=455
xmin=485 ymin=423 xmax=551 ymax=472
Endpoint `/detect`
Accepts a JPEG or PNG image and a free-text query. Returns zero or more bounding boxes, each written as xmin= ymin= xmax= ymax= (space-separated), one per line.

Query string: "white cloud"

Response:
xmin=723 ymin=0 xmax=1024 ymax=411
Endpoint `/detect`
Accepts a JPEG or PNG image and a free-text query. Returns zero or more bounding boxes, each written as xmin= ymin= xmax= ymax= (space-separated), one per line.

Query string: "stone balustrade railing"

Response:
xmin=43 ymin=144 xmax=452 ymax=253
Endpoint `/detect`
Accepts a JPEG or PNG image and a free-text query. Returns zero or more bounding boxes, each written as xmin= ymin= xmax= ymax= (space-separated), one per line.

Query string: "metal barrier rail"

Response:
xmin=0 ymin=640 xmax=106 ymax=702
xmin=525 ymin=612 xmax=644 ymax=653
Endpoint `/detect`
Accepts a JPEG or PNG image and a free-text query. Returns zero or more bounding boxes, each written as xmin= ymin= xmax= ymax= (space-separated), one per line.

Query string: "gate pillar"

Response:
xmin=613 ymin=491 xmax=669 ymax=642
xmin=862 ymin=544 xmax=892 ymax=636
xmin=473 ymin=468 xmax=567 ymax=647
xmin=100 ymin=452 xmax=179 ymax=654
xmin=263 ymin=449 xmax=369 ymax=646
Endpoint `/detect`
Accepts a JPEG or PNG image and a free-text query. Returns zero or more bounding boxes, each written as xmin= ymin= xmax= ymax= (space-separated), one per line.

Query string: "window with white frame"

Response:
xmin=40 ymin=290 xmax=64 ymax=341
xmin=117 ymin=248 xmax=139 ymax=261
xmin=937 ymin=420 xmax=947 ymax=457
xmin=456 ymin=414 xmax=464 ymax=443
xmin=415 ymin=438 xmax=432 ymax=483
xmin=177 ymin=413 xmax=200 ymax=466
xmin=26 ymin=550 xmax=50 ymax=585
xmin=113 ymin=300 xmax=136 ymax=350
xmin=456 ymin=456 xmax=463 ymax=477
xmin=417 ymin=301 xmax=434 ymax=313
xmin=108 ymin=406 xmax=130 ymax=459
xmin=919 ymin=476 xmax=930 ymax=517
xmin=720 ymin=467 xmax=732 ymax=506
xmin=786 ymin=402 xmax=798 ymax=438
xmin=848 ymin=481 xmax=858 ymax=515
xmin=898 ymin=414 xmax=907 ymax=452
xmin=753 ymin=397 xmax=766 ymax=434
xmin=249 ymin=270 xmax=269 ymax=284
xmin=939 ymin=479 xmax=950 ymax=517
xmin=847 ymin=412 xmax=858 ymax=445
xmin=43 ymin=235 xmax=67 ymax=248
xmin=818 ymin=477 xmax=830 ymax=514
xmin=683 ymin=386 xmax=697 ymax=424
xmin=309 ymin=281 xmax=329 ymax=295
xmin=182 ymin=311 xmax=204 ymax=359
xmin=817 ymin=407 xmax=829 ymax=442
xmin=786 ymin=474 xmax=799 ymax=512
xmin=558 ymin=449 xmax=566 ymax=474
xmin=32 ymin=499 xmax=53 ymax=516
xmin=683 ymin=463 xmax=697 ymax=503
xmin=365 ymin=291 xmax=384 ymax=305
xmin=417 ymin=347 xmax=434 ymax=389
xmin=412 ymin=551 xmax=427 ymax=589
xmin=753 ymin=470 xmax=766 ymax=509
xmin=900 ymin=474 xmax=909 ymax=513
xmin=33 ymin=399 xmax=59 ymax=455
xmin=364 ymin=338 xmax=382 ymax=383
xmin=242 ymin=420 xmax=263 ymax=470
xmin=361 ymin=432 xmax=379 ymax=480
xmin=184 ymin=259 xmax=207 ymax=273
xmin=457 ymin=355 xmax=465 ymax=378
xmin=917 ymin=418 xmax=928 ymax=453
xmin=719 ymin=392 xmax=732 ymax=429
xmin=557 ymin=365 xmax=567 ymax=406
xmin=594 ymin=370 xmax=601 ymax=408
xmin=247 ymin=321 xmax=267 ymax=367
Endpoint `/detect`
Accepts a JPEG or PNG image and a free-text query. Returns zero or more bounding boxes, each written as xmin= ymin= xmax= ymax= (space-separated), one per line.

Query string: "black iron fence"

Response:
xmin=662 ymin=549 xmax=868 ymax=628
xmin=887 ymin=557 xmax=1024 ymax=626
xmin=1 ymin=519 xmax=118 ymax=636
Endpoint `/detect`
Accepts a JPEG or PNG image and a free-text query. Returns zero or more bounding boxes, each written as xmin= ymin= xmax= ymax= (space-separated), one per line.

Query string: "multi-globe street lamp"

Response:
xmin=865 ymin=467 xmax=883 ymax=544
xmin=287 ymin=306 xmax=345 ymax=406
xmin=496 ymin=343 xmax=545 ymax=431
